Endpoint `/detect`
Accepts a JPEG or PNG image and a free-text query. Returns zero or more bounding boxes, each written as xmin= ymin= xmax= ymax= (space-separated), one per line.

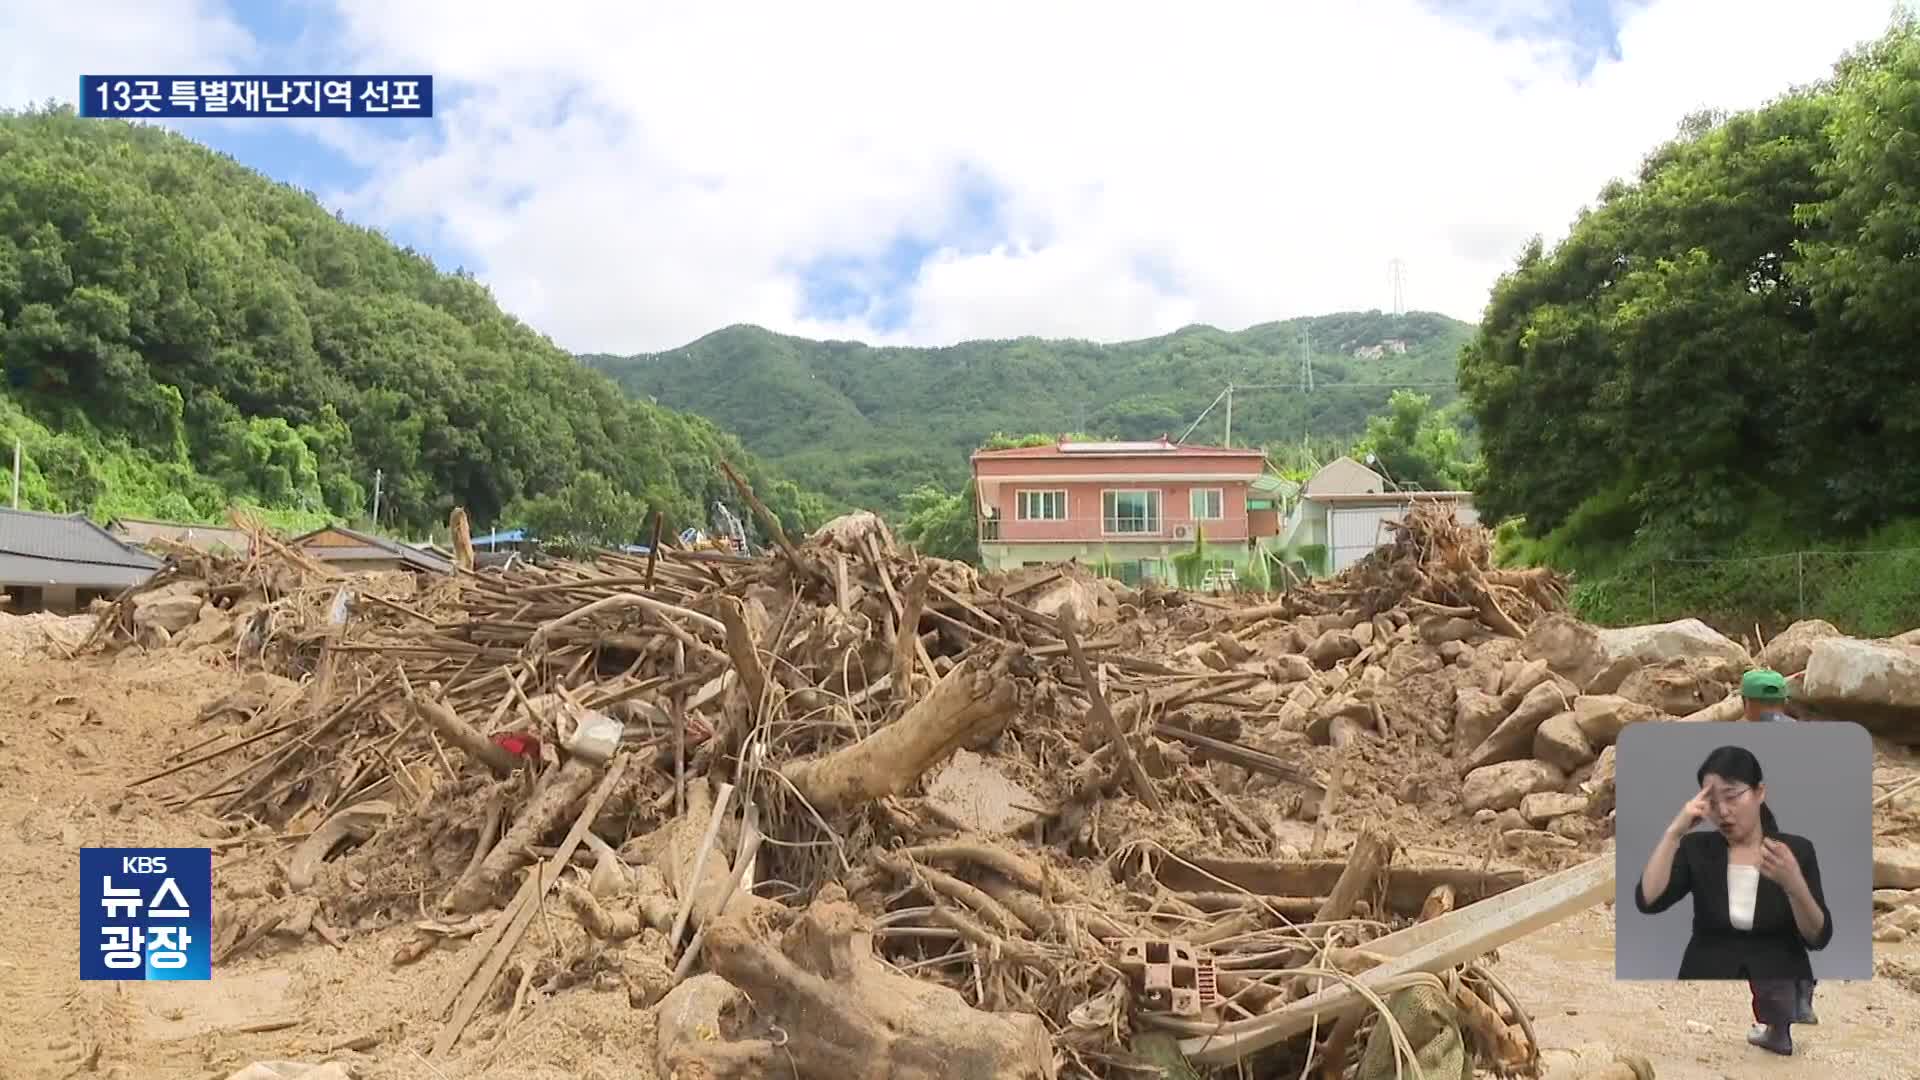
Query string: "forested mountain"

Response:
xmin=1463 ymin=14 xmax=1920 ymax=631
xmin=0 ymin=106 xmax=826 ymax=541
xmin=585 ymin=311 xmax=1470 ymax=511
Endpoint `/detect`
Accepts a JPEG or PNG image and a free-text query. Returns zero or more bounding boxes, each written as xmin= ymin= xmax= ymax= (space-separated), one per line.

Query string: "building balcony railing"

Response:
xmin=977 ymin=515 xmax=1250 ymax=543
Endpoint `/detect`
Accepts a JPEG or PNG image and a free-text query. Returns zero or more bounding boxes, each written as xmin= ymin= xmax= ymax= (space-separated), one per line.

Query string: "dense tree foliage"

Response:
xmin=1462 ymin=15 xmax=1920 ymax=552
xmin=1352 ymin=390 xmax=1480 ymax=493
xmin=895 ymin=484 xmax=977 ymax=564
xmin=586 ymin=311 xmax=1468 ymax=512
xmin=0 ymin=106 xmax=828 ymax=541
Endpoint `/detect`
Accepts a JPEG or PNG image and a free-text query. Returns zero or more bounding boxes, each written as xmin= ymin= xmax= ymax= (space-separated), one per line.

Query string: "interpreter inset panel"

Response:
xmin=1614 ymin=721 xmax=1872 ymax=981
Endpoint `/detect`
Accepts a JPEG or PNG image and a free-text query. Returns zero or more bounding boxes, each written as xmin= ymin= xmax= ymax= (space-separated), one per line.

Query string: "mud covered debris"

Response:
xmin=50 ymin=495 xmax=1920 ymax=1077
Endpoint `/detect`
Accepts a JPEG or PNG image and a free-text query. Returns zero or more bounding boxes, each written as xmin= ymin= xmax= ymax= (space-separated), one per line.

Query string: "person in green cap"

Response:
xmin=1741 ymin=669 xmax=1795 ymax=724
xmin=1739 ymin=666 xmax=1817 ymax=1032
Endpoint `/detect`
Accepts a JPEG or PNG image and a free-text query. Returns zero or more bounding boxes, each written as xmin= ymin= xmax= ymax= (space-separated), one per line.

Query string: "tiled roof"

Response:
xmin=0 ymin=507 xmax=162 ymax=588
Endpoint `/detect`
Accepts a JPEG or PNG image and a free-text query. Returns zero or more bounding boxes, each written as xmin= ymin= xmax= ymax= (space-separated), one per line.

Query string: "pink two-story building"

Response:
xmin=971 ymin=437 xmax=1273 ymax=584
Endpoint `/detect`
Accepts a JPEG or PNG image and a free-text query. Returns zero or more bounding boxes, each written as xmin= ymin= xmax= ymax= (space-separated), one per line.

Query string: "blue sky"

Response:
xmin=1 ymin=0 xmax=1895 ymax=352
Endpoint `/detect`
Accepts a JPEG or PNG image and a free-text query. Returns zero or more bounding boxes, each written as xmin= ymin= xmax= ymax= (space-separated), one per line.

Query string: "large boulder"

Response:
xmin=1801 ymin=639 xmax=1920 ymax=742
xmin=1760 ymin=619 xmax=1843 ymax=676
xmin=1499 ymin=659 xmax=1555 ymax=710
xmin=1384 ymin=644 xmax=1444 ymax=681
xmin=1462 ymin=760 xmax=1565 ymax=813
xmin=1461 ymin=680 xmax=1572 ymax=772
xmin=1876 ymin=848 xmax=1920 ymax=890
xmin=1453 ymin=688 xmax=1506 ymax=757
xmin=1533 ymin=712 xmax=1598 ymax=772
xmin=1614 ymin=657 xmax=1740 ymax=716
xmin=1581 ymin=744 xmax=1618 ymax=818
xmin=131 ymin=581 xmax=207 ymax=635
xmin=1570 ymin=694 xmax=1658 ymax=747
xmin=1307 ymin=628 xmax=1363 ymax=669
xmin=1268 ymin=654 xmax=1316 ymax=684
xmin=1520 ymin=791 xmax=1588 ymax=826
xmin=1521 ymin=614 xmax=1609 ymax=689
xmin=1585 ymin=619 xmax=1752 ymax=695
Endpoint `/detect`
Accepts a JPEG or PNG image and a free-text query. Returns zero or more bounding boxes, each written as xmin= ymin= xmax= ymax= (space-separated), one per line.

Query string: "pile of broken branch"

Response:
xmin=96 ymin=488 xmax=1606 ymax=1079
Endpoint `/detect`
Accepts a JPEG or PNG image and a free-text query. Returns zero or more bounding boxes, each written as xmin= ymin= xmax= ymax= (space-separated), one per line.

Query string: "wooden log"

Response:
xmin=410 ymin=694 xmax=521 ymax=778
xmin=1155 ymin=854 xmax=1533 ymax=917
xmin=644 ymin=511 xmax=663 ymax=589
xmin=1154 ymin=724 xmax=1323 ymax=792
xmin=1310 ymin=753 xmax=1345 ymax=858
xmin=1169 ymin=892 xmax=1333 ymax=918
xmin=892 ymin=563 xmax=931 ymax=702
xmin=441 ymin=758 xmax=601 ymax=914
xmin=1315 ymin=829 xmax=1390 ymax=924
xmin=450 ymin=507 xmax=474 ymax=572
xmin=779 ymin=652 xmax=1020 ymax=815
xmin=1061 ymin=609 xmax=1162 ymax=811
xmin=432 ymin=755 xmax=630 ymax=1057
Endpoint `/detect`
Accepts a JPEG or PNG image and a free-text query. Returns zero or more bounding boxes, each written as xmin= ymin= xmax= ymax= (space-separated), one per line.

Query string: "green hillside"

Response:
xmin=585 ymin=310 xmax=1471 ymax=511
xmin=0 ymin=105 xmax=827 ymax=543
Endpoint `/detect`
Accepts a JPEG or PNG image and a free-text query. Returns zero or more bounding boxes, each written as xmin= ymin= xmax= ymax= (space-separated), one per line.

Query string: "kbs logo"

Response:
xmin=80 ymin=848 xmax=211 ymax=981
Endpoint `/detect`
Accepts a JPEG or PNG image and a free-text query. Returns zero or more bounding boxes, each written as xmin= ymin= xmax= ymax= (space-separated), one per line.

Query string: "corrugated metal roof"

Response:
xmin=472 ymin=528 xmax=528 ymax=545
xmin=0 ymin=508 xmax=162 ymax=571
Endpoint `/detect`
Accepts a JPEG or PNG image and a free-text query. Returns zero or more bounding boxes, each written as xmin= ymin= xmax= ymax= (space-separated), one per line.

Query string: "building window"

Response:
xmin=1190 ymin=488 xmax=1224 ymax=521
xmin=1102 ymin=489 xmax=1162 ymax=534
xmin=1016 ymin=489 xmax=1068 ymax=521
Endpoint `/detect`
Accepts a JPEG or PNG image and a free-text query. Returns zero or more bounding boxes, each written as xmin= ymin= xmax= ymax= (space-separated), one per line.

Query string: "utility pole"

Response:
xmin=371 ymin=469 xmax=383 ymax=527
xmin=10 ymin=440 xmax=19 ymax=509
xmin=1223 ymin=383 xmax=1233 ymax=447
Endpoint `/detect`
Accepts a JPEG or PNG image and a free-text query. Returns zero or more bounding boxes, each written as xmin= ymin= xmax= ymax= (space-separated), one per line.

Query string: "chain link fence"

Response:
xmin=1592 ymin=548 xmax=1920 ymax=638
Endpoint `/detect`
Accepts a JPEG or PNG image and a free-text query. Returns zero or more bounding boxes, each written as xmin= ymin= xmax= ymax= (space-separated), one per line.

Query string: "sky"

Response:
xmin=0 ymin=0 xmax=1908 ymax=355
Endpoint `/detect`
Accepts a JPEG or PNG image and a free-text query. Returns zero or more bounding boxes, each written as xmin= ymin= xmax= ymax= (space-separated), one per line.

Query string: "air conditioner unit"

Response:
xmin=1171 ymin=524 xmax=1192 ymax=540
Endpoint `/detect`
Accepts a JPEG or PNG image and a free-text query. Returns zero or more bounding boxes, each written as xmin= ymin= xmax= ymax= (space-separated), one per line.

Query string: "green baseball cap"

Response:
xmin=1741 ymin=668 xmax=1788 ymax=702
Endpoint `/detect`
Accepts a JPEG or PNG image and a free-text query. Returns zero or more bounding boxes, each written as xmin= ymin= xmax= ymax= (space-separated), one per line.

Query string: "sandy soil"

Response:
xmin=2 ymin=631 xmax=1916 ymax=1079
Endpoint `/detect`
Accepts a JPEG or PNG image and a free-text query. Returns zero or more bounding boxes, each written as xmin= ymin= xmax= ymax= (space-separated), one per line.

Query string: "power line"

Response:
xmin=1233 ymin=381 xmax=1455 ymax=391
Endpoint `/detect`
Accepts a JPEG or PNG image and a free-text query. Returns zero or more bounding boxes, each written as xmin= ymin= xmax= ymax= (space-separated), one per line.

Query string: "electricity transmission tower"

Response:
xmin=1298 ymin=323 xmax=1313 ymax=392
xmin=1389 ymin=258 xmax=1407 ymax=316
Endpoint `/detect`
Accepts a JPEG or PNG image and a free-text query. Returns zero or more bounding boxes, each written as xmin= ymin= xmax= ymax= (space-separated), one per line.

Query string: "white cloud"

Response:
xmin=6 ymin=0 xmax=1902 ymax=353
xmin=0 ymin=0 xmax=254 ymax=110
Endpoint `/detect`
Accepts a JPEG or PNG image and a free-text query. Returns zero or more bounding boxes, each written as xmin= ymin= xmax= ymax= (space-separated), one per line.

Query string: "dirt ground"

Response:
xmin=3 ymin=637 xmax=1917 ymax=1079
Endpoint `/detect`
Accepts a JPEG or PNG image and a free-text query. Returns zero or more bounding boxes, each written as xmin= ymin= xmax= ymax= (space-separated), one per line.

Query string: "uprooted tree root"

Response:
xmin=660 ymin=884 xmax=1057 ymax=1080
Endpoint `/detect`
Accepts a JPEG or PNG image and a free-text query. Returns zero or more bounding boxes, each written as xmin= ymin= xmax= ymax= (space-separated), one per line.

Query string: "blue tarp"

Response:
xmin=472 ymin=528 xmax=528 ymax=546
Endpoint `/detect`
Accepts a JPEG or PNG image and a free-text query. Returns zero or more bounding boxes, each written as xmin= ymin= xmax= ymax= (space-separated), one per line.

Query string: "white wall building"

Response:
xmin=1281 ymin=456 xmax=1478 ymax=573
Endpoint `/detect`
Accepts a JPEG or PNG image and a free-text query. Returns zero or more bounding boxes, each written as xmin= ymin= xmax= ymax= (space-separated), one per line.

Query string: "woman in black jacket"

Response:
xmin=1635 ymin=745 xmax=1832 ymax=1057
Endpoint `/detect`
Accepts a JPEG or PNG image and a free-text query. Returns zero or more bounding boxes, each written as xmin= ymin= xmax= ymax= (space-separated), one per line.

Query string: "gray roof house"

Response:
xmin=290 ymin=525 xmax=455 ymax=575
xmin=0 ymin=507 xmax=163 ymax=613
